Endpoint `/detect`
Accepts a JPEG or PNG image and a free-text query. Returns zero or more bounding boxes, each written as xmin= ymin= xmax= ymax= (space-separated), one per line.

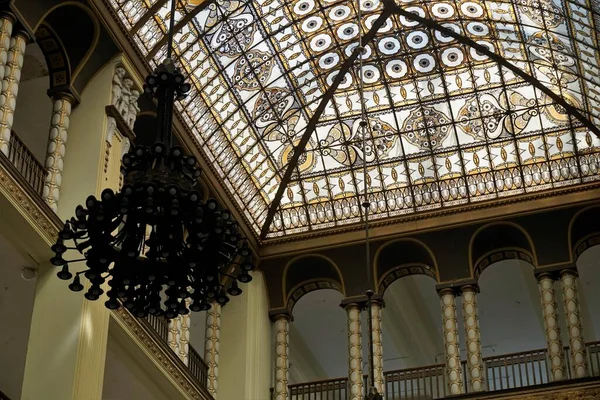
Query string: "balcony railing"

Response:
xmin=143 ymin=314 xmax=210 ymax=393
xmin=290 ymin=377 xmax=348 ymax=399
xmin=189 ymin=345 xmax=209 ymax=387
xmin=7 ymin=132 xmax=45 ymax=196
xmin=292 ymin=341 xmax=600 ymax=400
xmin=385 ymin=363 xmax=446 ymax=399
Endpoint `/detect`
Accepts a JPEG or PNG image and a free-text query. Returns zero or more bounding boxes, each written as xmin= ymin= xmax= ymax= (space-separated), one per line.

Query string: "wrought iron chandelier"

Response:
xmin=50 ymin=0 xmax=254 ymax=318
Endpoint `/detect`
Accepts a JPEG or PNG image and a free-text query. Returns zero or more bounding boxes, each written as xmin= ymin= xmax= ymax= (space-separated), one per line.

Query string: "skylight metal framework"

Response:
xmin=109 ymin=0 xmax=600 ymax=239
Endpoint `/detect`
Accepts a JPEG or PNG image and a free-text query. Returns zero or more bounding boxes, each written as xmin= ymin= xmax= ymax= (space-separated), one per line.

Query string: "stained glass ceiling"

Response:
xmin=110 ymin=0 xmax=600 ymax=239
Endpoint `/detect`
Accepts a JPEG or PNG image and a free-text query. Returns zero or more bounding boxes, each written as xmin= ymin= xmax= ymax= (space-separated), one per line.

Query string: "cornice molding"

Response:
xmin=0 ymin=155 xmax=61 ymax=245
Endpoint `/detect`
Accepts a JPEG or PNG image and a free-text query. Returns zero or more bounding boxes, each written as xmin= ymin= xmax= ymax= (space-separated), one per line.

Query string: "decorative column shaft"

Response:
xmin=537 ymin=272 xmax=567 ymax=381
xmin=168 ymin=317 xmax=180 ymax=355
xmin=273 ymin=314 xmax=290 ymax=400
xmin=345 ymin=303 xmax=364 ymax=400
xmin=560 ymin=269 xmax=589 ymax=378
xmin=370 ymin=300 xmax=385 ymax=395
xmin=204 ymin=302 xmax=222 ymax=399
xmin=461 ymin=286 xmax=485 ymax=392
xmin=43 ymin=94 xmax=74 ymax=212
xmin=440 ymin=288 xmax=464 ymax=395
xmin=179 ymin=300 xmax=191 ymax=366
xmin=0 ymin=28 xmax=26 ymax=156
xmin=0 ymin=13 xmax=15 ymax=80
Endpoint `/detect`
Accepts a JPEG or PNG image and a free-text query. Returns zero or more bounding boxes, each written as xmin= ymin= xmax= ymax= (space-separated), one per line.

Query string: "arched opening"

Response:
xmin=570 ymin=207 xmax=600 ymax=350
xmin=12 ymin=42 xmax=52 ymax=163
xmin=375 ymin=239 xmax=443 ymax=398
xmin=473 ymin=223 xmax=547 ymax=390
xmin=289 ymin=289 xmax=347 ymax=384
xmin=11 ymin=3 xmax=98 ymax=196
xmin=282 ymin=255 xmax=346 ymax=389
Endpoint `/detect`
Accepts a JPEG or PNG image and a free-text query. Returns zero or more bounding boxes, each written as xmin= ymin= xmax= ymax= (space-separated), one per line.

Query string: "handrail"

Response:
xmin=189 ymin=345 xmax=209 ymax=387
xmin=7 ymin=131 xmax=46 ymax=196
xmin=288 ymin=340 xmax=600 ymax=400
xmin=289 ymin=377 xmax=348 ymax=398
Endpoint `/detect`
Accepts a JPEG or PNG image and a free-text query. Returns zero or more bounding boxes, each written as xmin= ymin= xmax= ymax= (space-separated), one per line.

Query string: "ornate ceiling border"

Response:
xmin=261 ymin=183 xmax=600 ymax=256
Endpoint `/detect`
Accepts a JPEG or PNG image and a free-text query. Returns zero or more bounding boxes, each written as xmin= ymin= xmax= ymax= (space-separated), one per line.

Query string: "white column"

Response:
xmin=0 ymin=27 xmax=26 ymax=156
xmin=43 ymin=93 xmax=74 ymax=212
xmin=179 ymin=303 xmax=191 ymax=366
xmin=537 ymin=272 xmax=567 ymax=381
xmin=168 ymin=317 xmax=181 ymax=355
xmin=204 ymin=302 xmax=221 ymax=399
xmin=0 ymin=13 xmax=15 ymax=80
xmin=560 ymin=269 xmax=589 ymax=378
xmin=370 ymin=300 xmax=385 ymax=396
xmin=273 ymin=314 xmax=290 ymax=400
xmin=461 ymin=285 xmax=485 ymax=392
xmin=345 ymin=303 xmax=364 ymax=400
xmin=440 ymin=288 xmax=464 ymax=395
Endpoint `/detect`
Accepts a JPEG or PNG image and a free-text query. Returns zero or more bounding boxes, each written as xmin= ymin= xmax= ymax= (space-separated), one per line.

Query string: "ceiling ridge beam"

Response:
xmin=259 ymin=9 xmax=392 ymax=239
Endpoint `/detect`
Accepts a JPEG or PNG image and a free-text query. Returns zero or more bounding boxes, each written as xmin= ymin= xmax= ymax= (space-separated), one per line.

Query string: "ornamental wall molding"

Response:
xmin=111 ymin=307 xmax=213 ymax=400
xmin=0 ymin=157 xmax=61 ymax=244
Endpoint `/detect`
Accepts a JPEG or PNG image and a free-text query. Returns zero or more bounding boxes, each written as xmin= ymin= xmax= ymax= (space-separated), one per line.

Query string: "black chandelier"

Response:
xmin=50 ymin=0 xmax=255 ymax=318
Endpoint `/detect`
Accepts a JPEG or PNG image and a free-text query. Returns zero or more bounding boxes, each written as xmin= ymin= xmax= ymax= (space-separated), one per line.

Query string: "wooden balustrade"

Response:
xmin=7 ymin=131 xmax=45 ymax=196
xmin=289 ymin=340 xmax=600 ymax=400
xmin=289 ymin=377 xmax=348 ymax=400
xmin=189 ymin=345 xmax=209 ymax=387
xmin=145 ymin=314 xmax=169 ymax=343
xmin=385 ymin=363 xmax=446 ymax=399
xmin=483 ymin=348 xmax=550 ymax=391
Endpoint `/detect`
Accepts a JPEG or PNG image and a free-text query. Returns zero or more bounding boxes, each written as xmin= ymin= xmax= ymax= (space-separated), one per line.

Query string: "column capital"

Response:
xmin=269 ymin=308 xmax=293 ymax=322
xmin=460 ymin=283 xmax=480 ymax=295
xmin=559 ymin=266 xmax=579 ymax=278
xmin=535 ymin=263 xmax=575 ymax=281
xmin=437 ymin=286 xmax=458 ymax=297
xmin=12 ymin=27 xmax=30 ymax=42
xmin=436 ymin=278 xmax=477 ymax=296
xmin=48 ymin=86 xmax=80 ymax=105
xmin=0 ymin=11 xmax=16 ymax=25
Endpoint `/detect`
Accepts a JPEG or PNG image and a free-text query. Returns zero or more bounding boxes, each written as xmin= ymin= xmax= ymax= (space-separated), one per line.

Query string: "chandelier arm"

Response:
xmin=259 ymin=9 xmax=392 ymax=239
xmin=382 ymin=0 xmax=600 ymax=139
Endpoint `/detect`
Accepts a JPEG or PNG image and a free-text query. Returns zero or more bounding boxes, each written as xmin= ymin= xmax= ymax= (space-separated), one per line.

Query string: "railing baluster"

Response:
xmin=5 ymin=131 xmax=46 ymax=197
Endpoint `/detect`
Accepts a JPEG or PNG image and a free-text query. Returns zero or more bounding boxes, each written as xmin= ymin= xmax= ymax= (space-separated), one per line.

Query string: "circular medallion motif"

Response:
xmin=233 ymin=50 xmax=274 ymax=91
xmin=402 ymin=107 xmax=451 ymax=150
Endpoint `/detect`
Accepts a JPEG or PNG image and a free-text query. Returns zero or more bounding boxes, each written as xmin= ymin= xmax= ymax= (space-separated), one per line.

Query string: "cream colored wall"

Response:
xmin=21 ymin=58 xmax=120 ymax=400
xmin=219 ymin=271 xmax=271 ymax=400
